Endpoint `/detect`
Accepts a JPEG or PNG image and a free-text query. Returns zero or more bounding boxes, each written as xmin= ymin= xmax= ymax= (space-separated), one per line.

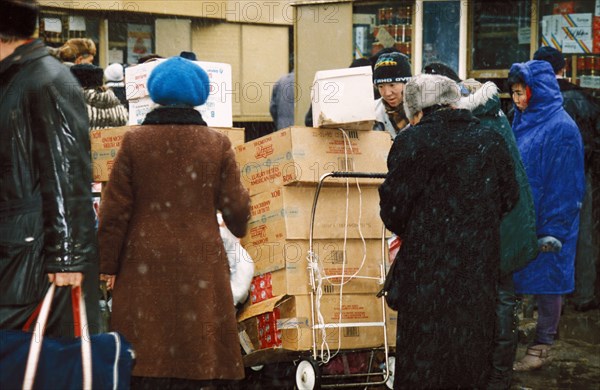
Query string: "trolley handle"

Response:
xmin=323 ymin=171 xmax=387 ymax=180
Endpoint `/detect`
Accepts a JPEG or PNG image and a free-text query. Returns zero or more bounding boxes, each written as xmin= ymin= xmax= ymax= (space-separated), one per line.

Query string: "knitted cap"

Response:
xmin=533 ymin=46 xmax=566 ymax=73
xmin=147 ymin=57 xmax=210 ymax=107
xmin=0 ymin=0 xmax=39 ymax=39
xmin=104 ymin=63 xmax=124 ymax=83
xmin=403 ymin=74 xmax=461 ymax=120
xmin=373 ymin=52 xmax=412 ymax=85
xmin=71 ymin=64 xmax=104 ymax=89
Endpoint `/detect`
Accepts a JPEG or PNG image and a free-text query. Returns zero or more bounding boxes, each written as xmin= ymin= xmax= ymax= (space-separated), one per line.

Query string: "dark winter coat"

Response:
xmin=379 ymin=108 xmax=519 ymax=389
xmin=269 ymin=72 xmax=295 ymax=130
xmin=510 ymin=61 xmax=585 ymax=295
xmin=83 ymin=87 xmax=128 ymax=130
xmin=457 ymin=82 xmax=538 ymax=275
xmin=97 ymin=106 xmax=251 ymax=381
xmin=0 ymin=39 xmax=100 ymax=336
xmin=557 ymin=78 xmax=600 ymax=237
xmin=557 ymin=78 xmax=600 ymax=174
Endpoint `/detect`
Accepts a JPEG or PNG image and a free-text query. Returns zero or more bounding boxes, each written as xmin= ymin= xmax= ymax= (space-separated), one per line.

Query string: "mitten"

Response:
xmin=538 ymin=236 xmax=562 ymax=252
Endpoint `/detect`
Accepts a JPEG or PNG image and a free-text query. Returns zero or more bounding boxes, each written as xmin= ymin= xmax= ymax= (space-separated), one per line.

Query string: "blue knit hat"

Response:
xmin=148 ymin=57 xmax=210 ymax=107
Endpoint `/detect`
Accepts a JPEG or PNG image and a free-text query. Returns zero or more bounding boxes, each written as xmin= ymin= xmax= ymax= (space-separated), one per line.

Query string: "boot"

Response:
xmin=513 ymin=344 xmax=551 ymax=371
xmin=487 ymin=277 xmax=519 ymax=389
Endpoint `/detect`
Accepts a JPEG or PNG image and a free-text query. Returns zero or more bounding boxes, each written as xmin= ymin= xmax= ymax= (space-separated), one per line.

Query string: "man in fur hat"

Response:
xmin=0 ymin=0 xmax=100 ymax=336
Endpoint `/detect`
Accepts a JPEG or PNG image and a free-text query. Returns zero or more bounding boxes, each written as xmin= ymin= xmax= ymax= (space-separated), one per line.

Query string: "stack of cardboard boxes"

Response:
xmin=236 ymin=67 xmax=396 ymax=355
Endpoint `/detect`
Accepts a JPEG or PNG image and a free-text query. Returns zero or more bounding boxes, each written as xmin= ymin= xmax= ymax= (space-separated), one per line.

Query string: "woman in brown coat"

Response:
xmin=98 ymin=57 xmax=250 ymax=388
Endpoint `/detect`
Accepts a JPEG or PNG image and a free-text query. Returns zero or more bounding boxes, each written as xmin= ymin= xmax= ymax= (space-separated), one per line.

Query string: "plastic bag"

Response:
xmin=218 ymin=214 xmax=254 ymax=306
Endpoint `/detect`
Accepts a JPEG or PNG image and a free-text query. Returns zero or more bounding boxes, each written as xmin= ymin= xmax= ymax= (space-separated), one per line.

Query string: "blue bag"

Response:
xmin=0 ymin=285 xmax=135 ymax=390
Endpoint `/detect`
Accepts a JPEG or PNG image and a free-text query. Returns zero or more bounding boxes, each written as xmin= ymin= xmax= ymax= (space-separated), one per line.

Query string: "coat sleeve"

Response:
xmin=30 ymin=80 xmax=97 ymax=273
xmin=538 ymin=122 xmax=585 ymax=242
xmin=491 ymin=132 xmax=520 ymax=218
xmin=97 ymin=132 xmax=135 ymax=274
xmin=217 ymin=137 xmax=251 ymax=238
xmin=378 ymin=131 xmax=424 ymax=236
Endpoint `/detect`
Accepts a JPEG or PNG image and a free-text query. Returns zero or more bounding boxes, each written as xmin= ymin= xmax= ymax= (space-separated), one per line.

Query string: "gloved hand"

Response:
xmin=538 ymin=236 xmax=562 ymax=252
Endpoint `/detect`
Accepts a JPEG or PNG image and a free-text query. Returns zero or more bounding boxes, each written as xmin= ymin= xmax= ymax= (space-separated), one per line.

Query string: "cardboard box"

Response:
xmin=311 ymin=66 xmax=376 ymax=130
xmin=248 ymin=239 xmax=386 ymax=297
xmin=91 ymin=126 xmax=245 ymax=182
xmin=235 ymin=127 xmax=391 ymax=196
xmin=386 ymin=306 xmax=397 ymax=348
xmin=125 ymin=59 xmax=233 ymax=127
xmin=242 ymin=185 xmax=383 ymax=248
xmin=238 ymin=294 xmax=386 ymax=352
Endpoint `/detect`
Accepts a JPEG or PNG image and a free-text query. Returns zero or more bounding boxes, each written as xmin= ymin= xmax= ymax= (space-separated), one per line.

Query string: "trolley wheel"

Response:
xmin=295 ymin=358 xmax=321 ymax=390
xmin=383 ymin=355 xmax=396 ymax=389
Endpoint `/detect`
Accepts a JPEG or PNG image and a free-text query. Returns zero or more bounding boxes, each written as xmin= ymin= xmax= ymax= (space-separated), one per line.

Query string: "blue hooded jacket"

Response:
xmin=510 ymin=60 xmax=585 ymax=294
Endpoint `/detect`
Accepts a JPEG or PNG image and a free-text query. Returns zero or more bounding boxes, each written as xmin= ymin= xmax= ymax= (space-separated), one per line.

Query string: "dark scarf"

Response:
xmin=383 ymin=100 xmax=409 ymax=134
xmin=142 ymin=105 xmax=207 ymax=126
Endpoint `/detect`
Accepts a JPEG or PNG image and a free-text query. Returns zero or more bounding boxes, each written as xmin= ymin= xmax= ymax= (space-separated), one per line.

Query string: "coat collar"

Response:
xmin=0 ymin=39 xmax=48 ymax=75
xmin=142 ymin=106 xmax=207 ymax=126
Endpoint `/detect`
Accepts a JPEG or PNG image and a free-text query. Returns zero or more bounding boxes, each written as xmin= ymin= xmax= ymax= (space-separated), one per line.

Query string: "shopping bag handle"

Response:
xmin=22 ymin=284 xmax=92 ymax=390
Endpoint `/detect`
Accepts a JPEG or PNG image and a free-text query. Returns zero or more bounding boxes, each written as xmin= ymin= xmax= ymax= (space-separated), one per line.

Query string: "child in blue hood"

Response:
xmin=508 ymin=60 xmax=585 ymax=371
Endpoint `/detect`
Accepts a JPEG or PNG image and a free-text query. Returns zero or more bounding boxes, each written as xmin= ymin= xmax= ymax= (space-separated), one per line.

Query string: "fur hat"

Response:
xmin=533 ymin=46 xmax=566 ymax=74
xmin=104 ymin=63 xmax=124 ymax=83
xmin=71 ymin=64 xmax=104 ymax=89
xmin=373 ymin=52 xmax=412 ymax=85
xmin=0 ymin=0 xmax=39 ymax=39
xmin=403 ymin=74 xmax=462 ymax=120
xmin=423 ymin=62 xmax=461 ymax=83
xmin=180 ymin=51 xmax=197 ymax=61
xmin=147 ymin=56 xmax=210 ymax=107
xmin=58 ymin=38 xmax=97 ymax=63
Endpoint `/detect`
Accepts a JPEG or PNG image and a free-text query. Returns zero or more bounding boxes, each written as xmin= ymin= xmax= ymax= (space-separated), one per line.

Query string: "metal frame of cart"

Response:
xmin=295 ymin=171 xmax=393 ymax=389
xmin=240 ymin=171 xmax=394 ymax=389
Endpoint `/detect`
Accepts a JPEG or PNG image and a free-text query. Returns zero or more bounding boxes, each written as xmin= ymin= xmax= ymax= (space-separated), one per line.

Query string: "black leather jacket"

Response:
xmin=0 ymin=39 xmax=98 ymax=325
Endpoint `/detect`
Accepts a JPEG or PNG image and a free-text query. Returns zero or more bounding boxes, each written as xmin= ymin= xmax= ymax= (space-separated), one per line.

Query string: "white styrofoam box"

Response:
xmin=562 ymin=38 xmax=593 ymax=53
xmin=125 ymin=59 xmax=163 ymax=101
xmin=558 ymin=13 xmax=592 ymax=28
xmin=125 ymin=58 xmax=233 ymax=127
xmin=541 ymin=33 xmax=566 ymax=50
xmin=128 ymin=96 xmax=158 ymax=126
xmin=562 ymin=26 xmax=592 ymax=41
xmin=311 ymin=66 xmax=376 ymax=130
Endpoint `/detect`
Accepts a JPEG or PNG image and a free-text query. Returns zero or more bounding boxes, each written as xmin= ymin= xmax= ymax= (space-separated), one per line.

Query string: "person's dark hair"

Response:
xmin=507 ymin=73 xmax=526 ymax=89
xmin=0 ymin=0 xmax=39 ymax=41
xmin=350 ymin=57 xmax=371 ymax=68
xmin=138 ymin=54 xmax=163 ymax=64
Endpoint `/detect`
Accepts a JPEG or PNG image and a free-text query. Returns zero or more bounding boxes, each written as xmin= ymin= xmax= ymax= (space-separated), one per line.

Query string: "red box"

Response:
xmin=553 ymin=2 xmax=574 ymax=15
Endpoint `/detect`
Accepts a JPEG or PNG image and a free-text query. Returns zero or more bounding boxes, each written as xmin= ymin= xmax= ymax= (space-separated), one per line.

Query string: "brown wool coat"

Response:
xmin=98 ymin=121 xmax=250 ymax=381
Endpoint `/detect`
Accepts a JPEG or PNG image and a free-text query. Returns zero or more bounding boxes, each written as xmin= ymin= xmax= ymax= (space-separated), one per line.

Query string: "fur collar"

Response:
xmin=456 ymin=82 xmax=499 ymax=111
xmin=142 ymin=106 xmax=207 ymax=126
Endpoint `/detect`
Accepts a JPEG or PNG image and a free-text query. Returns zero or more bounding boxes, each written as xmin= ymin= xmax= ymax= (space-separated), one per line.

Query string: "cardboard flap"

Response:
xmin=237 ymin=294 xmax=292 ymax=322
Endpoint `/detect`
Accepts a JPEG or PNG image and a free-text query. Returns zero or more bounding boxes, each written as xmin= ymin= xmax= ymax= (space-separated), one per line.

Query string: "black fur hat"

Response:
xmin=71 ymin=64 xmax=104 ymax=89
xmin=0 ymin=0 xmax=39 ymax=39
